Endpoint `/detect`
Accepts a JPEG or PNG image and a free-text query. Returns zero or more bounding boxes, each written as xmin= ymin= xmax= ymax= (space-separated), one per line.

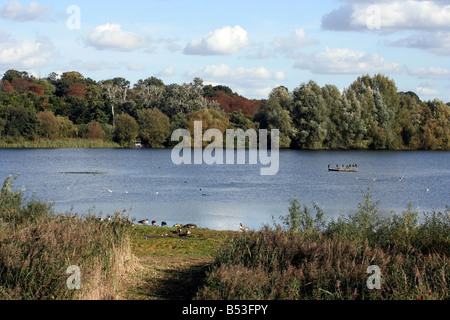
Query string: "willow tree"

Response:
xmin=291 ymin=81 xmax=329 ymax=149
xmin=114 ymin=113 xmax=138 ymax=147
xmin=137 ymin=108 xmax=171 ymax=148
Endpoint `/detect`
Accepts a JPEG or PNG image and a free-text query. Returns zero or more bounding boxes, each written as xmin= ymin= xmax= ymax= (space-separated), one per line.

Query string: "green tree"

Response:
xmin=37 ymin=111 xmax=60 ymax=139
xmin=291 ymin=81 xmax=329 ymax=149
xmin=2 ymin=106 xmax=37 ymax=138
xmin=57 ymin=115 xmax=77 ymax=138
xmin=114 ymin=113 xmax=138 ymax=147
xmin=0 ymin=117 xmax=5 ymax=138
xmin=137 ymin=108 xmax=170 ymax=147
xmin=229 ymin=110 xmax=254 ymax=131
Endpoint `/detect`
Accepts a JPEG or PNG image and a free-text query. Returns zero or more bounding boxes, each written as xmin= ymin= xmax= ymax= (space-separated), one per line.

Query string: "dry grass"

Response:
xmin=197 ymin=195 xmax=449 ymax=300
xmin=0 ymin=175 xmax=136 ymax=300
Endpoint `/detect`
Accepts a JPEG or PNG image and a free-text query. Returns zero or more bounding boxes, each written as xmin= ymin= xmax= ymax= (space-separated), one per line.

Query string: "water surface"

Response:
xmin=0 ymin=149 xmax=448 ymax=230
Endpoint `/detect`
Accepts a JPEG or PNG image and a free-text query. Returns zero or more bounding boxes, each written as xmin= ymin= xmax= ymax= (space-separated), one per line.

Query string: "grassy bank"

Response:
xmin=0 ymin=138 xmax=120 ymax=149
xmin=0 ymin=176 xmax=135 ymax=299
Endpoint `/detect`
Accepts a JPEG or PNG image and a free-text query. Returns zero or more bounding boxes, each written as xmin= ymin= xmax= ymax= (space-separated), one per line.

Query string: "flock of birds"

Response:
xmin=137 ymin=219 xmax=249 ymax=233
xmin=105 ymin=186 xmax=251 ymax=233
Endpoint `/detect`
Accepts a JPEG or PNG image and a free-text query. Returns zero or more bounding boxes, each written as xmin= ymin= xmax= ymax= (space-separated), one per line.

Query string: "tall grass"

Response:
xmin=197 ymin=191 xmax=449 ymax=300
xmin=0 ymin=137 xmax=120 ymax=149
xmin=0 ymin=175 xmax=135 ymax=300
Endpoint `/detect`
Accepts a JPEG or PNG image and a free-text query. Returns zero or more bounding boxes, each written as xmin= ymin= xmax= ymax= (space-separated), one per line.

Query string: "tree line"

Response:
xmin=0 ymin=69 xmax=448 ymax=150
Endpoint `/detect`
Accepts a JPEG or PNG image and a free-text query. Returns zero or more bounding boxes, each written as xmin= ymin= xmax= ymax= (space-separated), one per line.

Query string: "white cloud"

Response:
xmin=84 ymin=23 xmax=149 ymax=52
xmin=410 ymin=66 xmax=450 ymax=79
xmin=322 ymin=1 xmax=450 ymax=31
xmin=294 ymin=47 xmax=401 ymax=74
xmin=273 ymin=28 xmax=319 ymax=54
xmin=191 ymin=64 xmax=285 ymax=83
xmin=188 ymin=64 xmax=285 ymax=99
xmin=157 ymin=66 xmax=175 ymax=77
xmin=388 ymin=31 xmax=450 ymax=56
xmin=416 ymin=86 xmax=439 ymax=97
xmin=0 ymin=30 xmax=53 ymax=69
xmin=0 ymin=0 xmax=51 ymax=22
xmin=184 ymin=25 xmax=250 ymax=55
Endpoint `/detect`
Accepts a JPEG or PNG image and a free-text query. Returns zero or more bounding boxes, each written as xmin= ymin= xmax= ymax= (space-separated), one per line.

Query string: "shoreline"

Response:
xmin=0 ymin=140 xmax=448 ymax=151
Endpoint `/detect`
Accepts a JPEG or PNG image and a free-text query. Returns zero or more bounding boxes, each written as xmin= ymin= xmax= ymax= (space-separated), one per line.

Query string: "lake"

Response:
xmin=0 ymin=148 xmax=448 ymax=231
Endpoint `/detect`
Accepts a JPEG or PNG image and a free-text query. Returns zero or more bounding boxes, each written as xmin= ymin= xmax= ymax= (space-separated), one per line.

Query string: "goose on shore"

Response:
xmin=240 ymin=223 xmax=249 ymax=231
xmin=138 ymin=219 xmax=149 ymax=225
xmin=161 ymin=221 xmax=167 ymax=227
xmin=152 ymin=220 xmax=157 ymax=226
xmin=184 ymin=223 xmax=197 ymax=229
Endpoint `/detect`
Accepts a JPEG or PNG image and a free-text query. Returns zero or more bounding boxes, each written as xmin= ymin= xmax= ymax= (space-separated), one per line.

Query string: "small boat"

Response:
xmin=328 ymin=166 xmax=358 ymax=172
xmin=134 ymin=139 xmax=142 ymax=148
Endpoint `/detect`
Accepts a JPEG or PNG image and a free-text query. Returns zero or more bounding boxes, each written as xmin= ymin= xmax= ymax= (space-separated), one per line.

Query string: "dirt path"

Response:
xmin=119 ymin=226 xmax=236 ymax=300
xmin=123 ymin=256 xmax=213 ymax=300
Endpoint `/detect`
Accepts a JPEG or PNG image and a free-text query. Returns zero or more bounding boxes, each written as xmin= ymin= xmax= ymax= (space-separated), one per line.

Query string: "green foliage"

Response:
xmin=0 ymin=70 xmax=448 ymax=150
xmin=137 ymin=108 xmax=171 ymax=147
xmin=276 ymin=198 xmax=326 ymax=235
xmin=114 ymin=113 xmax=138 ymax=147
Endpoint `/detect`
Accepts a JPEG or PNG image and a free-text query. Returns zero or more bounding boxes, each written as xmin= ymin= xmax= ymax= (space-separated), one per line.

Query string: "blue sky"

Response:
xmin=1 ymin=0 xmax=449 ymax=101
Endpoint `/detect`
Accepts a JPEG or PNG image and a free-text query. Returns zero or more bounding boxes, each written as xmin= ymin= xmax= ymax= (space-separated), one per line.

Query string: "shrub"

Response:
xmin=197 ymin=192 xmax=449 ymax=300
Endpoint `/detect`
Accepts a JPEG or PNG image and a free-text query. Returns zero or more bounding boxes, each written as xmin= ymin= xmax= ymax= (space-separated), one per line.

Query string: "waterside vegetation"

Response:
xmin=0 ymin=177 xmax=448 ymax=300
xmin=0 ymin=70 xmax=448 ymax=150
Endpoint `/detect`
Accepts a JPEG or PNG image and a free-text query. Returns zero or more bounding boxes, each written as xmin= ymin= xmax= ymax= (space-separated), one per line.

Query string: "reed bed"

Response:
xmin=0 ymin=175 xmax=135 ymax=300
xmin=197 ymin=194 xmax=449 ymax=300
xmin=0 ymin=138 xmax=120 ymax=149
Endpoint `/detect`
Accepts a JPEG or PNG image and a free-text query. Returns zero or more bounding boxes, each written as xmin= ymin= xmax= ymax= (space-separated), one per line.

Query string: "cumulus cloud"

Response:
xmin=388 ymin=31 xmax=450 ymax=56
xmin=294 ymin=47 xmax=401 ymax=74
xmin=187 ymin=64 xmax=285 ymax=99
xmin=190 ymin=63 xmax=285 ymax=83
xmin=416 ymin=86 xmax=440 ymax=97
xmin=157 ymin=66 xmax=175 ymax=77
xmin=410 ymin=66 xmax=450 ymax=79
xmin=0 ymin=0 xmax=51 ymax=22
xmin=0 ymin=30 xmax=53 ymax=69
xmin=84 ymin=23 xmax=150 ymax=52
xmin=184 ymin=25 xmax=250 ymax=55
xmin=273 ymin=28 xmax=319 ymax=54
xmin=322 ymin=1 xmax=450 ymax=31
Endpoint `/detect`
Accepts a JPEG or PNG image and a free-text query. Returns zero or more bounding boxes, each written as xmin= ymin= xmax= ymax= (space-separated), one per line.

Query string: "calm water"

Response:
xmin=0 ymin=149 xmax=448 ymax=231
